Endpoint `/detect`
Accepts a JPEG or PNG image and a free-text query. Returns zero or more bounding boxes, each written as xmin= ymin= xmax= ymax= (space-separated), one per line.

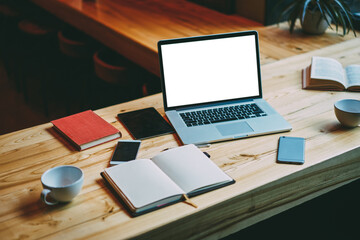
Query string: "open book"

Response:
xmin=302 ymin=56 xmax=360 ymax=91
xmin=101 ymin=144 xmax=235 ymax=216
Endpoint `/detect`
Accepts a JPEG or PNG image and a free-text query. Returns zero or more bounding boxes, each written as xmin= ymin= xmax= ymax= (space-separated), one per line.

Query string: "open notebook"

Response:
xmin=101 ymin=144 xmax=234 ymax=216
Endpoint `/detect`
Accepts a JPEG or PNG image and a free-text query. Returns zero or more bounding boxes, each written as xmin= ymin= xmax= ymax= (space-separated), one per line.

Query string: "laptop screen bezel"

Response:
xmin=158 ymin=31 xmax=263 ymax=111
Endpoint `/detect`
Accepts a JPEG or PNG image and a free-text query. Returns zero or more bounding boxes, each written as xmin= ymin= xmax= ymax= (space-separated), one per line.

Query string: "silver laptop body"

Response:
xmin=158 ymin=31 xmax=291 ymax=145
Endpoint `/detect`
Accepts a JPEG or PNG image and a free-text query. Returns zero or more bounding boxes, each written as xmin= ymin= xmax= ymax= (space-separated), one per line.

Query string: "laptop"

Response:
xmin=158 ymin=31 xmax=291 ymax=145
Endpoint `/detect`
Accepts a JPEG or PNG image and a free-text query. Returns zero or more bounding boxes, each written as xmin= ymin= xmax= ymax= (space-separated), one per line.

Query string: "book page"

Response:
xmin=310 ymin=56 xmax=347 ymax=87
xmin=345 ymin=65 xmax=360 ymax=87
xmin=151 ymin=144 xmax=232 ymax=194
xmin=104 ymin=159 xmax=184 ymax=209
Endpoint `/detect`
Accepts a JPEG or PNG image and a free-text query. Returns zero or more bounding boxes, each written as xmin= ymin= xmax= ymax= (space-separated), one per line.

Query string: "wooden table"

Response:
xmin=1 ymin=38 xmax=359 ymax=239
xmin=31 ymin=0 xmax=355 ymax=75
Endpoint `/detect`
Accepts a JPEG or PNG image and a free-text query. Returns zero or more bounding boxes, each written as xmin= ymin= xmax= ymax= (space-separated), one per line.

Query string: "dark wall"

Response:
xmin=264 ymin=0 xmax=292 ymax=25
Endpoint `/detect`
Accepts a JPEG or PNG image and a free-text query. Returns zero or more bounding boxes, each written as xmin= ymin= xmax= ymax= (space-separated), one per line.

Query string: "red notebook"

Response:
xmin=51 ymin=110 xmax=121 ymax=150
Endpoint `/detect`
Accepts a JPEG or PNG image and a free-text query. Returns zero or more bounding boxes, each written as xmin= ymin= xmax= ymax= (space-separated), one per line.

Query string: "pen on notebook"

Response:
xmin=183 ymin=194 xmax=198 ymax=208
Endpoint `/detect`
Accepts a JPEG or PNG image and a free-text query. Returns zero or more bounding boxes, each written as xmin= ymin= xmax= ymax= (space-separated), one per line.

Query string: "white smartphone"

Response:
xmin=109 ymin=140 xmax=141 ymax=165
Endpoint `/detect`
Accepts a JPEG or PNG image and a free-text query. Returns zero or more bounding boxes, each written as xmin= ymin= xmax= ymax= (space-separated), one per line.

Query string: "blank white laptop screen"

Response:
xmin=161 ymin=35 xmax=260 ymax=108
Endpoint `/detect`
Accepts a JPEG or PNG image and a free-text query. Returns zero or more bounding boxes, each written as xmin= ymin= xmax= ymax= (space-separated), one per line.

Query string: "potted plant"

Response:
xmin=276 ymin=0 xmax=356 ymax=35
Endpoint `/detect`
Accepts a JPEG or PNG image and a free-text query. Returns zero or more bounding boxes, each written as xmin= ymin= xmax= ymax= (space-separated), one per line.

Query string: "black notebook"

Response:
xmin=101 ymin=144 xmax=235 ymax=216
xmin=117 ymin=107 xmax=174 ymax=139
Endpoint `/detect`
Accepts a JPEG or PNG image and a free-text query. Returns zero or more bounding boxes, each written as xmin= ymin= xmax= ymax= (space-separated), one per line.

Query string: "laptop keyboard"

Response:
xmin=180 ymin=103 xmax=267 ymax=127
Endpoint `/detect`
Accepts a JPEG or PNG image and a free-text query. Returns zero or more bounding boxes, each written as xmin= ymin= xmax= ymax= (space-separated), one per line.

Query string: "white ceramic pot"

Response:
xmin=301 ymin=10 xmax=330 ymax=35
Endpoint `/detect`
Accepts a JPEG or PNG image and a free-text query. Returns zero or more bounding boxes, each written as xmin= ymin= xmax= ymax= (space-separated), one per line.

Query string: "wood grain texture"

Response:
xmin=1 ymin=38 xmax=360 ymax=239
xmin=30 ymin=0 xmax=355 ymax=75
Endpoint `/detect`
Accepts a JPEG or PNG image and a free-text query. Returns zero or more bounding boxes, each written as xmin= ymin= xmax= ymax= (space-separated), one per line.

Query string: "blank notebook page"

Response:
xmin=151 ymin=144 xmax=232 ymax=193
xmin=104 ymin=159 xmax=184 ymax=208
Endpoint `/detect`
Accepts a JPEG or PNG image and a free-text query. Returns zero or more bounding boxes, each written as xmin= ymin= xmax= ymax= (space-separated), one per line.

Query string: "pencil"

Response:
xmin=183 ymin=194 xmax=198 ymax=208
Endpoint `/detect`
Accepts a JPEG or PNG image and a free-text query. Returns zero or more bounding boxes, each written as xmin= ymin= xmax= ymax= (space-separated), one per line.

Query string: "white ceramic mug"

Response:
xmin=41 ymin=165 xmax=84 ymax=205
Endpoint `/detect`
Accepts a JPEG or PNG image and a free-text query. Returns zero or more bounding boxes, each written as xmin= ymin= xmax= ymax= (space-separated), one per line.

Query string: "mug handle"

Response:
xmin=41 ymin=189 xmax=58 ymax=205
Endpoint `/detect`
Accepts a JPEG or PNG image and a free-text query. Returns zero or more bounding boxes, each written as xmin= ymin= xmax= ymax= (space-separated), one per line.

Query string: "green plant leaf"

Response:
xmin=319 ymin=2 xmax=335 ymax=30
xmin=289 ymin=2 xmax=305 ymax=33
xmin=333 ymin=0 xmax=356 ymax=35
xmin=301 ymin=0 xmax=313 ymax=23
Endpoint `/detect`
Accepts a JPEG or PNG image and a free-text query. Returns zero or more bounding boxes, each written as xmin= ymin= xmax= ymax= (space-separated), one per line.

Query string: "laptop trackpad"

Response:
xmin=216 ymin=122 xmax=254 ymax=136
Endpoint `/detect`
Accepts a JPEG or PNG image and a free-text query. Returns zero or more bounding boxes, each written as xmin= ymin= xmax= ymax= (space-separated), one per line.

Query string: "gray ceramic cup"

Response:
xmin=334 ymin=99 xmax=360 ymax=127
xmin=41 ymin=165 xmax=84 ymax=205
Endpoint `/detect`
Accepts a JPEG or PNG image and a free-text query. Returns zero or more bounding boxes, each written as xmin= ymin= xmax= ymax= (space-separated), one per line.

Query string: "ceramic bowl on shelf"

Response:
xmin=334 ymin=99 xmax=360 ymax=127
